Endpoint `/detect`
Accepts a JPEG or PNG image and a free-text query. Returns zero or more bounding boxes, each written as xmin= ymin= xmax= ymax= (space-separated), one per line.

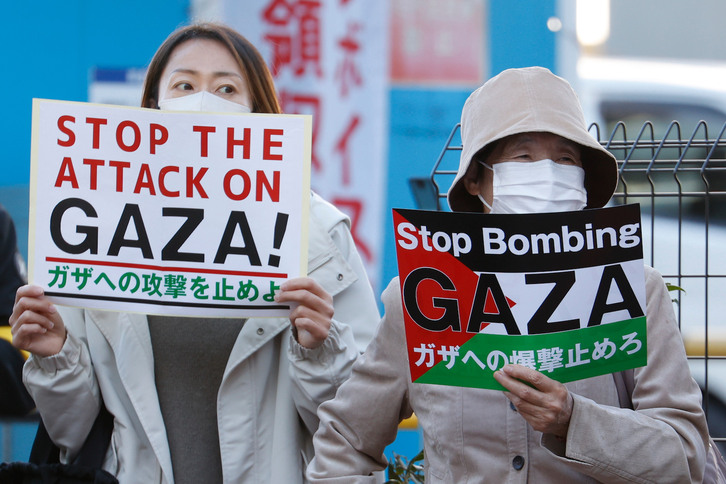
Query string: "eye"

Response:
xmin=217 ymin=85 xmax=235 ymax=95
xmin=557 ymin=155 xmax=580 ymax=165
xmin=173 ymin=82 xmax=194 ymax=92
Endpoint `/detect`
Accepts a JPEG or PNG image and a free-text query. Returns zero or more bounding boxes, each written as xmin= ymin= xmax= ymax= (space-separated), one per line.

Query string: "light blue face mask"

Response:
xmin=158 ymin=91 xmax=251 ymax=113
xmin=479 ymin=159 xmax=587 ymax=214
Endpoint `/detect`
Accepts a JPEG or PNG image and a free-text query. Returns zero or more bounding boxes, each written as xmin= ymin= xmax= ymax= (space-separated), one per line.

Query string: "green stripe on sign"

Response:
xmin=414 ymin=317 xmax=647 ymax=390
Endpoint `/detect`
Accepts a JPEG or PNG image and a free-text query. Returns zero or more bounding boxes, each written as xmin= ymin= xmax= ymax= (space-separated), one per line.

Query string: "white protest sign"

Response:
xmin=29 ymin=99 xmax=311 ymax=317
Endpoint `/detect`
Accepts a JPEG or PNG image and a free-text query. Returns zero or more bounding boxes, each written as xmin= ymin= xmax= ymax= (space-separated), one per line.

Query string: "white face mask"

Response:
xmin=479 ymin=159 xmax=587 ymax=214
xmin=158 ymin=91 xmax=252 ymax=113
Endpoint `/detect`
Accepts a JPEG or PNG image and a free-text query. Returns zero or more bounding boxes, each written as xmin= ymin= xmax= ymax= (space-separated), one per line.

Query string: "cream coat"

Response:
xmin=24 ymin=193 xmax=380 ymax=484
xmin=308 ymin=266 xmax=709 ymax=483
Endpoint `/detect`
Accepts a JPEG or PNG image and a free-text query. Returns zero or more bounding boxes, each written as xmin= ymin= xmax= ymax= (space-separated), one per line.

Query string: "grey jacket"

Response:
xmin=308 ymin=265 xmax=709 ymax=483
xmin=24 ymin=193 xmax=381 ymax=484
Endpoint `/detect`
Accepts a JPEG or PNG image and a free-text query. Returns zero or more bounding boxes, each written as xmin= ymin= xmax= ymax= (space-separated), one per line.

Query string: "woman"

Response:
xmin=307 ymin=67 xmax=708 ymax=483
xmin=11 ymin=23 xmax=380 ymax=484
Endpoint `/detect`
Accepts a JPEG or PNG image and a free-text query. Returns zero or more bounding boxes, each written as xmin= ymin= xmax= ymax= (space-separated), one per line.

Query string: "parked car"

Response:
xmin=577 ymin=55 xmax=726 ymax=137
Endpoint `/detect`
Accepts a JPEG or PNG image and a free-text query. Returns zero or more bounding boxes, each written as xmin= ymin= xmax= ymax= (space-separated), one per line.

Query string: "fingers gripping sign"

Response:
xmin=10 ymin=284 xmax=67 ymax=357
xmin=274 ymin=277 xmax=334 ymax=349
xmin=493 ymin=364 xmax=574 ymax=438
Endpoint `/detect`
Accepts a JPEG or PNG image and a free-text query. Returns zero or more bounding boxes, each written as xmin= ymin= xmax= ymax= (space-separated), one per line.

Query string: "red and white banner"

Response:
xmin=30 ymin=99 xmax=312 ymax=317
xmin=222 ymin=0 xmax=390 ymax=291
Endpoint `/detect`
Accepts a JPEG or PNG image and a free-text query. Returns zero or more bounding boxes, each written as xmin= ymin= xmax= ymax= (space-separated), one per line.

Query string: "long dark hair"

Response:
xmin=141 ymin=23 xmax=281 ymax=114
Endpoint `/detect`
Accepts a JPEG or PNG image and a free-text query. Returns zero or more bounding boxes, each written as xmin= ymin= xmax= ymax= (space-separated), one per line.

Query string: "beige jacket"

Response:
xmin=24 ymin=193 xmax=381 ymax=484
xmin=308 ymin=265 xmax=709 ymax=483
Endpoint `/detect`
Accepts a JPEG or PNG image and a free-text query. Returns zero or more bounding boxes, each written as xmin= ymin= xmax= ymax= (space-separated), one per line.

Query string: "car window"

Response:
xmin=600 ymin=100 xmax=726 ymax=138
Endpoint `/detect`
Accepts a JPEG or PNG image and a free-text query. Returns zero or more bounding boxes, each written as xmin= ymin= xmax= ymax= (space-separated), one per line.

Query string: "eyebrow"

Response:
xmin=509 ymin=136 xmax=535 ymax=148
xmin=170 ymin=68 xmax=244 ymax=80
xmin=556 ymin=139 xmax=580 ymax=153
xmin=504 ymin=136 xmax=537 ymax=152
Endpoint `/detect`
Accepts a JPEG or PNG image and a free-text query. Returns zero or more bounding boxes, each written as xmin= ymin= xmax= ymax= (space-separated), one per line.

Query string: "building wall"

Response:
xmin=1 ymin=0 xmax=190 ymax=259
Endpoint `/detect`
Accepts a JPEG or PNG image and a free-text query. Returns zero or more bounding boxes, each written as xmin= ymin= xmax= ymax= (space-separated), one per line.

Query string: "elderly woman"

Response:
xmin=306 ymin=67 xmax=709 ymax=483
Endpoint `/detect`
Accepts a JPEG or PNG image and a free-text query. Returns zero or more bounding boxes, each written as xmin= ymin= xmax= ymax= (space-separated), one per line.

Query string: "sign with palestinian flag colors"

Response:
xmin=393 ymin=204 xmax=647 ymax=390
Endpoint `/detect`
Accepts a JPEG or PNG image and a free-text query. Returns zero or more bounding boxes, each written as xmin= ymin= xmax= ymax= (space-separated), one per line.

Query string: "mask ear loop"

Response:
xmin=475 ymin=161 xmax=494 ymax=212
xmin=478 ymin=193 xmax=493 ymax=212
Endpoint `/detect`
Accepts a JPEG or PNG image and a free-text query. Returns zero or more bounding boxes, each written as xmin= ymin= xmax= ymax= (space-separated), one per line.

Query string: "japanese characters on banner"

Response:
xmin=29 ymin=99 xmax=311 ymax=317
xmin=393 ymin=205 xmax=647 ymax=390
xmin=223 ymin=0 xmax=389 ymax=290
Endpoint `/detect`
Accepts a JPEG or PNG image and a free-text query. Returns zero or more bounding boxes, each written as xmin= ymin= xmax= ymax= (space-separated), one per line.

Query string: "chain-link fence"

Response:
xmin=409 ymin=120 xmax=726 ymax=450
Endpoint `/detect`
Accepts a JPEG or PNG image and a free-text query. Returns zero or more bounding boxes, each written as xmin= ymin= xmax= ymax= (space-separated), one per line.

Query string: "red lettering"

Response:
xmin=336 ymin=23 xmax=363 ymax=97
xmin=223 ymin=169 xmax=251 ymax=200
xmin=116 ymin=121 xmax=141 ymax=152
xmin=278 ymin=92 xmax=321 ymax=171
xmin=263 ymin=129 xmax=284 ymax=161
xmin=227 ymin=127 xmax=251 ymax=159
xmin=261 ymin=0 xmax=322 ymax=77
xmin=109 ymin=160 xmax=131 ymax=192
xmin=159 ymin=166 xmax=180 ymax=197
xmin=133 ymin=164 xmax=156 ymax=194
xmin=150 ymin=123 xmax=168 ymax=155
xmin=334 ymin=114 xmax=360 ymax=186
xmin=86 ymin=117 xmax=108 ymax=149
xmin=82 ymin=159 xmax=105 ymax=190
xmin=186 ymin=167 xmax=209 ymax=198
xmin=256 ymin=170 xmax=280 ymax=202
xmin=54 ymin=157 xmax=79 ymax=188
xmin=57 ymin=116 xmax=76 ymax=147
xmin=193 ymin=125 xmax=216 ymax=157
xmin=332 ymin=197 xmax=372 ymax=262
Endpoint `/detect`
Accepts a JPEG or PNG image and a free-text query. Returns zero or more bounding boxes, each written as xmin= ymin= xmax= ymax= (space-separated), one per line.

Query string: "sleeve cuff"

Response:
xmin=29 ymin=331 xmax=81 ymax=373
xmin=541 ymin=393 xmax=586 ymax=459
xmin=288 ymin=319 xmax=350 ymax=363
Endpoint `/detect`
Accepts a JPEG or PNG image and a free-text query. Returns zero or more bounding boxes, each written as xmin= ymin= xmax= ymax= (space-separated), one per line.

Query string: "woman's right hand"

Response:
xmin=10 ymin=284 xmax=66 ymax=357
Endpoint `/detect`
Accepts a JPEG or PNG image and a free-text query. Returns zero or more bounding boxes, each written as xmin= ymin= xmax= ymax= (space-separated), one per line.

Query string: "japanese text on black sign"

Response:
xmin=393 ymin=205 xmax=647 ymax=390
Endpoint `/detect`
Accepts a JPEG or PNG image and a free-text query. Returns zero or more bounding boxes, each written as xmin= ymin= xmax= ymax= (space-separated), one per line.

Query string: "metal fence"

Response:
xmin=409 ymin=120 xmax=726 ymax=449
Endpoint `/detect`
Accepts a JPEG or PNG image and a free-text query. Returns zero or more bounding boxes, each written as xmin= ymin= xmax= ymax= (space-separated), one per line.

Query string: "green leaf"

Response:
xmin=385 ymin=450 xmax=426 ymax=483
xmin=665 ymin=282 xmax=686 ymax=294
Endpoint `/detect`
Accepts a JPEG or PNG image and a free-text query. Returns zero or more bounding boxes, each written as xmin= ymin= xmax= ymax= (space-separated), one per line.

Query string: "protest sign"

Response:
xmin=393 ymin=205 xmax=647 ymax=390
xmin=29 ymin=99 xmax=311 ymax=317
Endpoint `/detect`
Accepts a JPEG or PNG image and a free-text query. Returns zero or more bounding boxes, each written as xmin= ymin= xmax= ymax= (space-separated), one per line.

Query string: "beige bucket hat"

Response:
xmin=447 ymin=66 xmax=618 ymax=212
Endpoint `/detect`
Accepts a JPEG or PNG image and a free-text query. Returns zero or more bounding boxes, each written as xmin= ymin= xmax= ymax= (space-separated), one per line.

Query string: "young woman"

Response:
xmin=10 ymin=23 xmax=380 ymax=484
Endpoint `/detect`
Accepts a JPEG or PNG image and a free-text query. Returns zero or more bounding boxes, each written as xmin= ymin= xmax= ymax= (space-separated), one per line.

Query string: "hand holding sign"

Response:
xmin=275 ymin=277 xmax=334 ymax=349
xmin=30 ymin=100 xmax=312 ymax=318
xmin=10 ymin=285 xmax=66 ymax=357
xmin=494 ymin=364 xmax=574 ymax=438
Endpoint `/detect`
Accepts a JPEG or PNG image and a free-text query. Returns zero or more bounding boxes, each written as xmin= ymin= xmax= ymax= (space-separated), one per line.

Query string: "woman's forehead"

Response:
xmin=500 ymin=132 xmax=580 ymax=151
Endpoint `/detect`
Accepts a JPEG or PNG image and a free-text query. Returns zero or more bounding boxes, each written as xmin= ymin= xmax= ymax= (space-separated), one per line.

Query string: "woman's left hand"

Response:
xmin=274 ymin=277 xmax=334 ymax=349
xmin=493 ymin=364 xmax=574 ymax=438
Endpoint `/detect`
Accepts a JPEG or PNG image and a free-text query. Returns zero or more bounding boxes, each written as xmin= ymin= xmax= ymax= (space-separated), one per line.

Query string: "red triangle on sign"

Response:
xmin=483 ymin=289 xmax=517 ymax=314
xmin=483 ymin=288 xmax=498 ymax=314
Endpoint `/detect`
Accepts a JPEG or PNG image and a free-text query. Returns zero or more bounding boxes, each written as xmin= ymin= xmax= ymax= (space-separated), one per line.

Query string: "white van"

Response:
xmin=577 ymin=56 xmax=726 ymax=135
